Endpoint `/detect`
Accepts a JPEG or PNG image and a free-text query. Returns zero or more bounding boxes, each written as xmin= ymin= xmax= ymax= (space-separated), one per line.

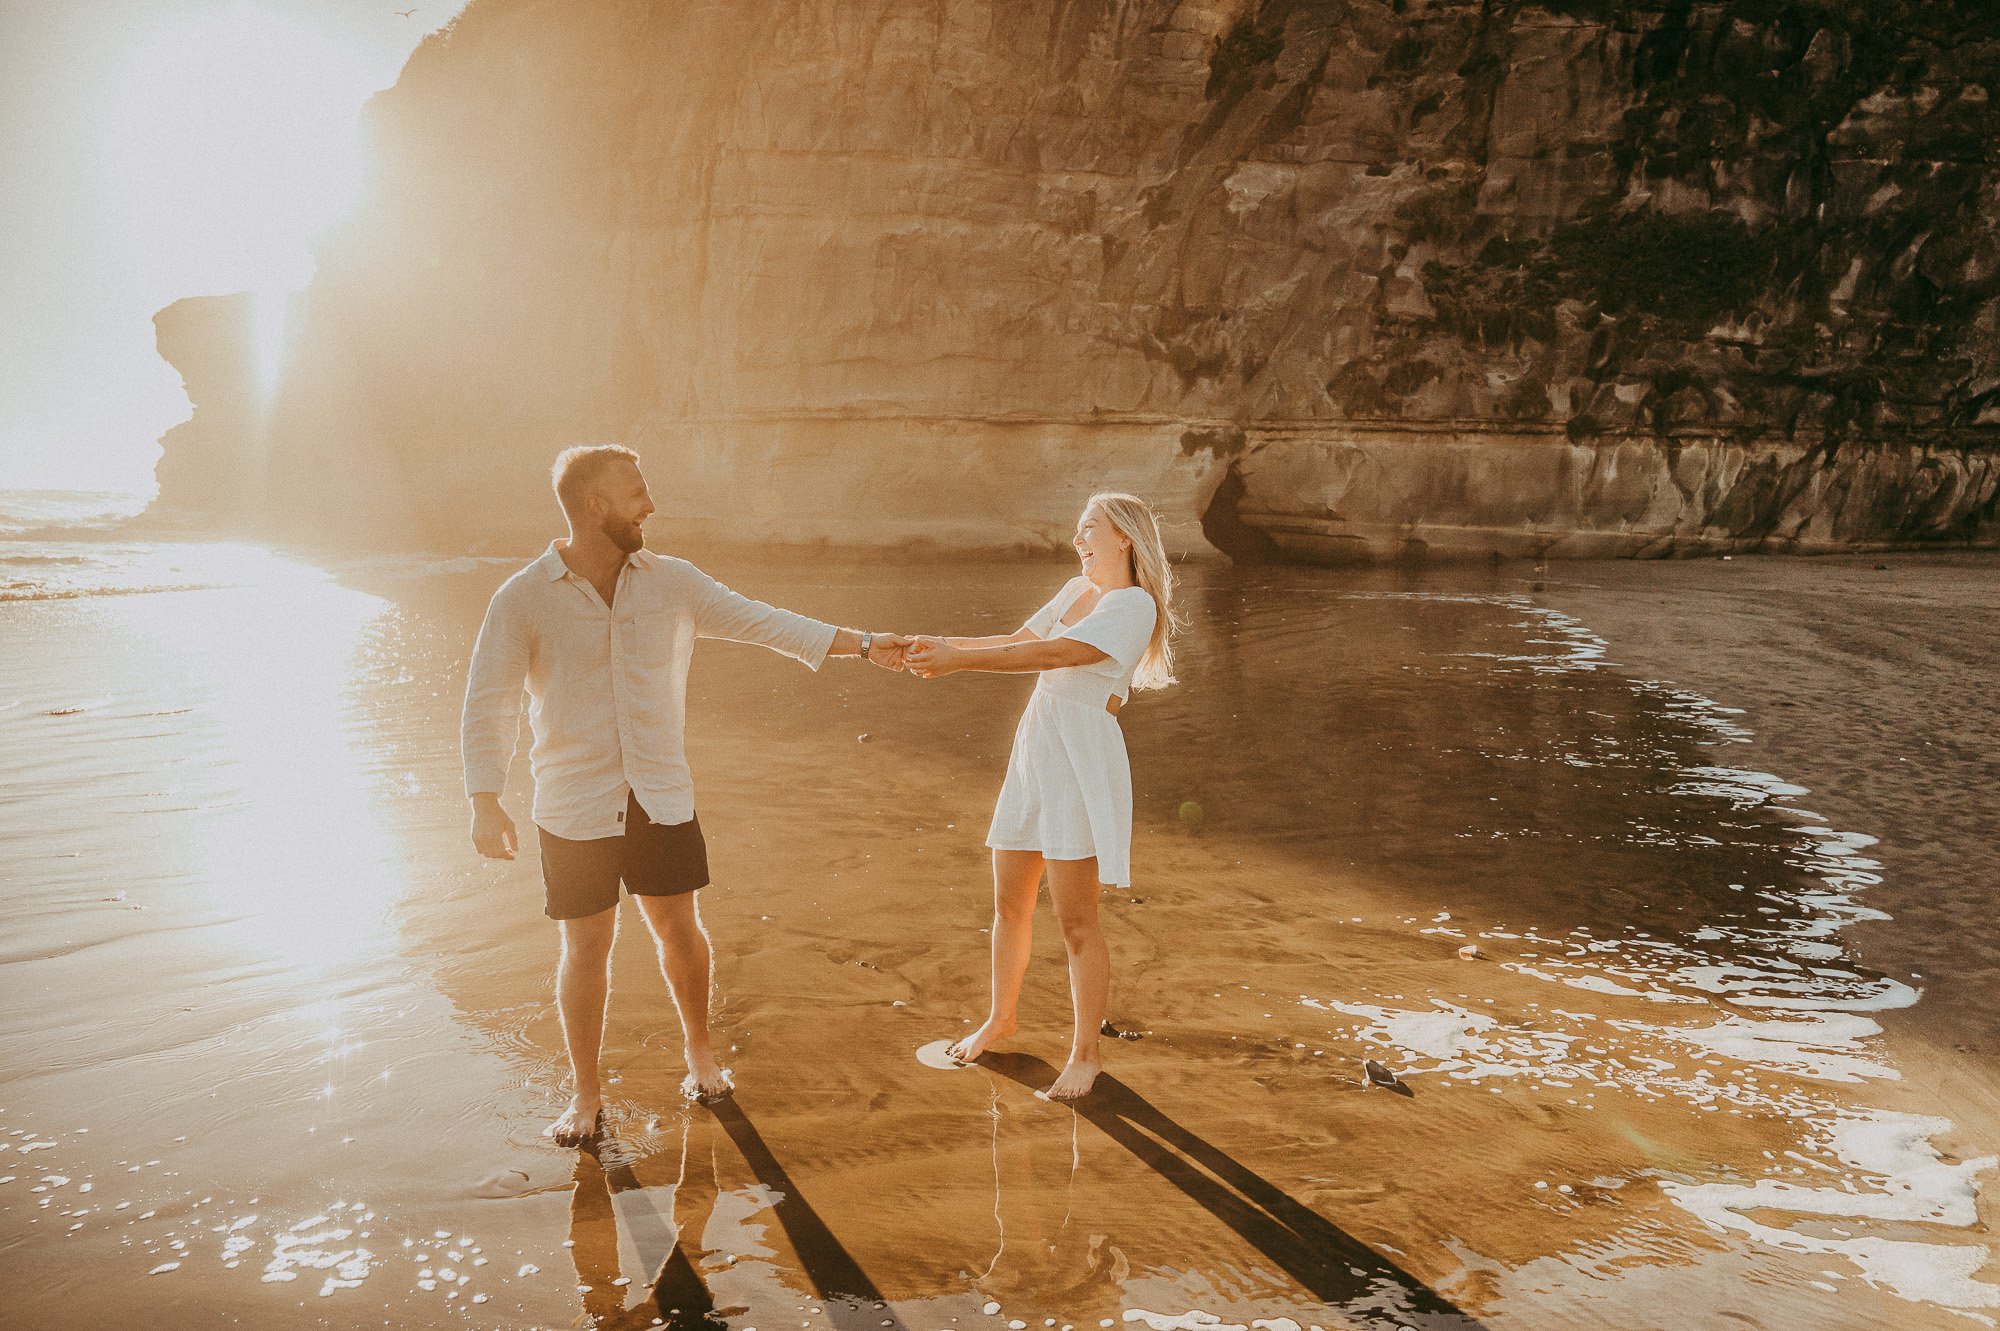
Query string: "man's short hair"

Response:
xmin=551 ymin=444 xmax=640 ymax=515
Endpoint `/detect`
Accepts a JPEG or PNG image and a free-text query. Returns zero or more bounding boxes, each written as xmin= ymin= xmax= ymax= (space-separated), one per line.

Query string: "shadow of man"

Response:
xmin=564 ymin=1099 xmax=908 ymax=1331
xmin=976 ymin=1053 xmax=1487 ymax=1328
xmin=567 ymin=1112 xmax=735 ymax=1331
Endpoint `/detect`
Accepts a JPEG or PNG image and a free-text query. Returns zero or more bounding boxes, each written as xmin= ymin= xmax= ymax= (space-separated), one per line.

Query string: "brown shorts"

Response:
xmin=536 ymin=791 xmax=710 ymax=920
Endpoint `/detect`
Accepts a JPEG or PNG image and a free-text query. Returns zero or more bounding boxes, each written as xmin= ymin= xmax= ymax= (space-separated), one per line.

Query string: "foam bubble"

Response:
xmin=1664 ymin=1111 xmax=2000 ymax=1311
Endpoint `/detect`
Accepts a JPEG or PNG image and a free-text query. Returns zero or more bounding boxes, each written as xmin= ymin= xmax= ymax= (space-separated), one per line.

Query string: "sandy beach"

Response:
xmin=8 ymin=0 xmax=2000 ymax=1323
xmin=1540 ymin=553 xmax=2000 ymax=1052
xmin=3 ymin=536 xmax=1998 ymax=1329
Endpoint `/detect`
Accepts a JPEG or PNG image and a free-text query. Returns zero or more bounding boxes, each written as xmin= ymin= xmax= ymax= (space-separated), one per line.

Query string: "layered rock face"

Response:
xmin=153 ymin=0 xmax=2000 ymax=558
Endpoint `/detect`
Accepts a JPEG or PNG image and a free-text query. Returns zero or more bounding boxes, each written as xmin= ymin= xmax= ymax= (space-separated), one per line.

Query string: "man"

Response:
xmin=461 ymin=444 xmax=907 ymax=1144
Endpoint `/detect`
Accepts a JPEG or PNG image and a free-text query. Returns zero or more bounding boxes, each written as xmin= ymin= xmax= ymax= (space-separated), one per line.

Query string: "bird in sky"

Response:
xmin=396 ymin=7 xmax=416 ymax=15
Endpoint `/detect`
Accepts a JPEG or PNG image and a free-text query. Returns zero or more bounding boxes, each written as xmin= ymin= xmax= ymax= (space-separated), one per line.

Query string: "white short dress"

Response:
xmin=985 ymin=577 xmax=1159 ymax=887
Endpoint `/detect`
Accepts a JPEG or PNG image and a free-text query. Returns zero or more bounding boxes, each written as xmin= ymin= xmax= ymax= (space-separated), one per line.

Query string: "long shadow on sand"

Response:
xmin=711 ymin=1096 xmax=905 ymax=1328
xmin=979 ymin=1053 xmax=1485 ymax=1327
xmin=570 ymin=1099 xmax=905 ymax=1331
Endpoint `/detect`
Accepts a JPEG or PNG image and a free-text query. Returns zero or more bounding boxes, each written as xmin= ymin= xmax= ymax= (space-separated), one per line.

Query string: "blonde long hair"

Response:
xmin=1087 ymin=491 xmax=1179 ymax=691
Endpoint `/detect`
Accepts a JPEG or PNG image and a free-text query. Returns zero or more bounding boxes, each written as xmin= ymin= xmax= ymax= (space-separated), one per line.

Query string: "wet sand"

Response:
xmin=3 ymin=543 xmax=1997 ymax=1329
xmin=1540 ymin=553 xmax=2000 ymax=1053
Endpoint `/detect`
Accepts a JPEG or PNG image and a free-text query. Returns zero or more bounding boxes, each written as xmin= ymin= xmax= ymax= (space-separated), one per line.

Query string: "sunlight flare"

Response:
xmin=251 ymin=287 xmax=293 ymax=403
xmin=102 ymin=2 xmax=381 ymax=290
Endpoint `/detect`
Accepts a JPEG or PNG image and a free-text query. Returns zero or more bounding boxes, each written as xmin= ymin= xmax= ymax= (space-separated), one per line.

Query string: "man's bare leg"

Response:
xmin=634 ymin=892 xmax=732 ymax=1099
xmin=945 ymin=850 xmax=1044 ymax=1064
xmin=1045 ymin=857 xmax=1109 ymax=1100
xmin=550 ymin=905 xmax=618 ymax=1142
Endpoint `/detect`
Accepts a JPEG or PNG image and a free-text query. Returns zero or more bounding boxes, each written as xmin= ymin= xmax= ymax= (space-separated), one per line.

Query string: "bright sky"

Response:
xmin=0 ymin=0 xmax=459 ymax=494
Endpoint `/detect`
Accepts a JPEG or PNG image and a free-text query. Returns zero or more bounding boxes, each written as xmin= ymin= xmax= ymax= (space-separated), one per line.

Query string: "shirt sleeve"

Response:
xmin=1023 ymin=578 xmax=1084 ymax=638
xmin=688 ymin=566 xmax=839 ymax=669
xmin=460 ymin=585 xmax=530 ymax=798
xmin=1065 ymin=588 xmax=1157 ymax=672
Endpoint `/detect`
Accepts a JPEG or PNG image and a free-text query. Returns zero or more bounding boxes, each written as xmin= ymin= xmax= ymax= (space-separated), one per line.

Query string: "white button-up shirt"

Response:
xmin=461 ymin=543 xmax=838 ymax=839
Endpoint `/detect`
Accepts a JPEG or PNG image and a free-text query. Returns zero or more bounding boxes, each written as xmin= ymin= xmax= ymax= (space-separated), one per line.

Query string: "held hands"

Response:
xmin=857 ymin=631 xmax=960 ymax=678
xmin=866 ymin=632 xmax=912 ymax=670
xmin=903 ymin=635 xmax=962 ymax=679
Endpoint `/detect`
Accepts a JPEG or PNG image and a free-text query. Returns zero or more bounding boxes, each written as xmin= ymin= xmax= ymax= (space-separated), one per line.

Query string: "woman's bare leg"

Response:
xmin=1045 ymin=857 xmax=1108 ymax=1099
xmin=946 ymin=849 xmax=1043 ymax=1062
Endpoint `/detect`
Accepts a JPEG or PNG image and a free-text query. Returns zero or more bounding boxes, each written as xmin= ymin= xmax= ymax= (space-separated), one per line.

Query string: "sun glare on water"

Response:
xmin=70 ymin=551 xmax=413 ymax=972
xmin=188 ymin=568 xmax=405 ymax=972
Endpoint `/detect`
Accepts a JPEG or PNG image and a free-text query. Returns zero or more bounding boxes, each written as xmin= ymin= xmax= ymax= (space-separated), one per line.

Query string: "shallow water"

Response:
xmin=2 ymin=539 xmax=1996 ymax=1329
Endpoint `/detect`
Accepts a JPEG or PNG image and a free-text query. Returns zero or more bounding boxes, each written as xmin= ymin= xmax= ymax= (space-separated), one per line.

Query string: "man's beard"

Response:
xmin=603 ymin=514 xmax=646 ymax=554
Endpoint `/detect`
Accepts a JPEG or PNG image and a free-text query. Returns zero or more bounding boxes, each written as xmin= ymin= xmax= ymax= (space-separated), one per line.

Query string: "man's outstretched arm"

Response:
xmin=828 ymin=626 xmax=912 ymax=669
xmin=689 ymin=568 xmax=907 ymax=670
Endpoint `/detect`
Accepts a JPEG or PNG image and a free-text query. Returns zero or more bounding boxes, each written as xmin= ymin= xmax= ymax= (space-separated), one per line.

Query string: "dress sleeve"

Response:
xmin=1066 ymin=589 xmax=1157 ymax=672
xmin=1023 ymin=578 xmax=1084 ymax=638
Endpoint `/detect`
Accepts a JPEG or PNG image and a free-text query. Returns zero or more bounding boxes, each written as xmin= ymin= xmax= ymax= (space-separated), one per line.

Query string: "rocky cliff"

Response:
xmin=153 ymin=0 xmax=2000 ymax=559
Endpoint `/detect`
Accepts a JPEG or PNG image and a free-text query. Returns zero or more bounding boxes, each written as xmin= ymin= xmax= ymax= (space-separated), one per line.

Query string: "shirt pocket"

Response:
xmin=622 ymin=607 xmax=683 ymax=669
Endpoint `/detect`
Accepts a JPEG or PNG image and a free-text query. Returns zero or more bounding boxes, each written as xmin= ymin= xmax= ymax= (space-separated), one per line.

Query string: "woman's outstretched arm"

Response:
xmin=938 ymin=626 xmax=1041 ymax=650
xmin=905 ymin=636 xmax=1108 ymax=677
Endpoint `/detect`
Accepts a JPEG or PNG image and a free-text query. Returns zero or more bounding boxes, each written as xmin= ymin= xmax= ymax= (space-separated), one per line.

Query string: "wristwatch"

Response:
xmin=860 ymin=630 xmax=874 ymax=657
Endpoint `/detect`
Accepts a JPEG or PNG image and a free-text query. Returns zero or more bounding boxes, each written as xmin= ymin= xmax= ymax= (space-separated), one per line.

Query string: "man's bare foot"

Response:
xmin=1046 ymin=1057 xmax=1102 ymax=1101
xmin=545 ymin=1096 xmax=604 ymax=1147
xmin=944 ymin=1016 xmax=1016 ymax=1065
xmin=681 ymin=1049 xmax=734 ymax=1103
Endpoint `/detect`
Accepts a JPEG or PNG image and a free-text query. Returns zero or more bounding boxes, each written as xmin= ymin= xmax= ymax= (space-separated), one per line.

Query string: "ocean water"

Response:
xmin=0 ymin=487 xmax=149 ymax=536
xmin=0 ymin=487 xmax=237 ymax=602
xmin=0 ymin=488 xmax=509 ymax=602
xmin=1 ymin=500 xmax=1996 ymax=1329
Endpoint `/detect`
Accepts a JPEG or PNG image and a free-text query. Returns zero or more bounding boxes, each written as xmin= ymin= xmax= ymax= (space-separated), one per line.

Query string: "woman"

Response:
xmin=904 ymin=493 xmax=1178 ymax=1099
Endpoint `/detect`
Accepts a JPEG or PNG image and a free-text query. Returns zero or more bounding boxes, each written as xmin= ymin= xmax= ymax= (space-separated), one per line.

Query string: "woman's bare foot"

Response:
xmin=545 ymin=1096 xmax=603 ymax=1146
xmin=681 ymin=1048 xmax=734 ymax=1102
xmin=1045 ymin=1056 xmax=1102 ymax=1101
xmin=944 ymin=1016 xmax=1016 ymax=1064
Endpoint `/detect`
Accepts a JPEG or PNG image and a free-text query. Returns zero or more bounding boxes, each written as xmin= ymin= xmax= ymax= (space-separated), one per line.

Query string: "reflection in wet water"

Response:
xmin=977 ymin=1053 xmax=1483 ymax=1328
xmin=3 ymin=550 xmax=1995 ymax=1329
xmin=569 ymin=1100 xmax=906 ymax=1331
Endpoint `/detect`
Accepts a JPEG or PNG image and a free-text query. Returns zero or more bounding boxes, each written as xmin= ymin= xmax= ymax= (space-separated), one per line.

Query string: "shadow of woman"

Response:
xmin=564 ymin=1099 xmax=908 ymax=1331
xmin=975 ymin=1052 xmax=1488 ymax=1328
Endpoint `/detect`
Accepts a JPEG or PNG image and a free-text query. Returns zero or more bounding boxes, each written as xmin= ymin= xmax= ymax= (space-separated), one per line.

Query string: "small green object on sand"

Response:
xmin=1177 ymin=799 xmax=1204 ymax=832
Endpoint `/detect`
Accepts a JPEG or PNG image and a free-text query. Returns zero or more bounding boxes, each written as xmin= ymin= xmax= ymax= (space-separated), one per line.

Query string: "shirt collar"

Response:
xmin=537 ymin=541 xmax=655 ymax=581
